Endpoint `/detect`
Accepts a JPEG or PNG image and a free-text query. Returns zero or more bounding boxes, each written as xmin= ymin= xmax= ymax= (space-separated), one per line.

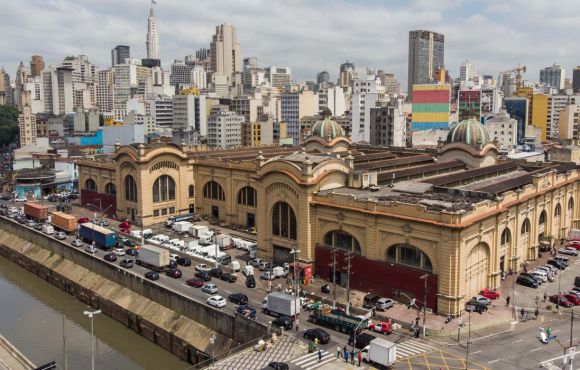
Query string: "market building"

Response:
xmin=77 ymin=112 xmax=580 ymax=315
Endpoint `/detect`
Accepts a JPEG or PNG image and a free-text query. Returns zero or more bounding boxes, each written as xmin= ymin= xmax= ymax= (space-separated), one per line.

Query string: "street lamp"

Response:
xmin=83 ymin=309 xmax=101 ymax=370
xmin=419 ymin=273 xmax=429 ymax=337
xmin=290 ymin=249 xmax=301 ymax=324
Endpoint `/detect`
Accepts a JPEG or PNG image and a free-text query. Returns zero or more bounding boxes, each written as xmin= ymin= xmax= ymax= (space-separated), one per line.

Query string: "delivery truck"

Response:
xmin=136 ymin=244 xmax=171 ymax=272
xmin=23 ymin=202 xmax=49 ymax=221
xmin=79 ymin=223 xmax=116 ymax=250
xmin=191 ymin=225 xmax=209 ymax=238
xmin=360 ymin=338 xmax=397 ymax=369
xmin=51 ymin=211 xmax=77 ymax=233
xmin=309 ymin=305 xmax=369 ymax=335
xmin=166 ymin=213 xmax=195 ymax=228
xmin=172 ymin=221 xmax=192 ymax=234
xmin=261 ymin=292 xmax=301 ymax=318
xmin=216 ymin=234 xmax=233 ymax=249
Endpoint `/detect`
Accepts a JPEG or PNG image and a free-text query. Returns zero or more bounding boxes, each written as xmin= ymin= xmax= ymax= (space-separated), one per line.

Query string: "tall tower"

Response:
xmin=210 ymin=24 xmax=241 ymax=77
xmin=146 ymin=2 xmax=160 ymax=60
xmin=30 ymin=55 xmax=45 ymax=77
xmin=111 ymin=45 xmax=130 ymax=67
xmin=407 ymin=30 xmax=445 ymax=99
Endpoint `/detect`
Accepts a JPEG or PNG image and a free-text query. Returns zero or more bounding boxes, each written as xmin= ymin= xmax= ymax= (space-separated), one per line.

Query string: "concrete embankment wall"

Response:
xmin=0 ymin=218 xmax=268 ymax=364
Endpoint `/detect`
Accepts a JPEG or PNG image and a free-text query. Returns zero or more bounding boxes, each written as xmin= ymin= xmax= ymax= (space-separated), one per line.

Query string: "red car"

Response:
xmin=186 ymin=278 xmax=204 ymax=288
xmin=119 ymin=221 xmax=132 ymax=229
xmin=78 ymin=217 xmax=90 ymax=224
xmin=166 ymin=268 xmax=182 ymax=279
xmin=549 ymin=295 xmax=574 ymax=308
xmin=564 ymin=294 xmax=580 ymax=305
xmin=567 ymin=242 xmax=580 ymax=251
xmin=480 ymin=289 xmax=500 ymax=300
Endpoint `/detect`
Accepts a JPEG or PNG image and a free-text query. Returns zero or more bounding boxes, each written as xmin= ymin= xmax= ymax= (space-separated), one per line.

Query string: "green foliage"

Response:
xmin=0 ymin=106 xmax=19 ymax=148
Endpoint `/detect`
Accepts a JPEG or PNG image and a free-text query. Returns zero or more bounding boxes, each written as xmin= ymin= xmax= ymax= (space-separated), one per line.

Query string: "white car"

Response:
xmin=207 ymin=295 xmax=226 ymax=308
xmin=54 ymin=231 xmax=67 ymax=240
xmin=85 ymin=245 xmax=98 ymax=254
xmin=375 ymin=297 xmax=395 ymax=311
xmin=14 ymin=197 xmax=27 ymax=202
xmin=559 ymin=247 xmax=579 ymax=256
xmin=529 ymin=271 xmax=547 ymax=283
xmin=201 ymin=283 xmax=218 ymax=294
xmin=113 ymin=247 xmax=126 ymax=256
xmin=170 ymin=253 xmax=179 ymax=261
xmin=71 ymin=239 xmax=83 ymax=247
xmin=195 ymin=264 xmax=211 ymax=272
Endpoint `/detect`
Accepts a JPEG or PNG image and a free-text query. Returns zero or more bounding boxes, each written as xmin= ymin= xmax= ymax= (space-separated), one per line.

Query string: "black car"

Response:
xmin=465 ymin=300 xmax=487 ymax=313
xmin=220 ymin=273 xmax=237 ymax=283
xmin=303 ymin=328 xmax=330 ymax=344
xmin=246 ymin=275 xmax=256 ymax=288
xmin=547 ymin=259 xmax=567 ymax=270
xmin=521 ymin=273 xmax=543 ymax=285
xmin=176 ymin=257 xmax=191 ymax=266
xmin=169 ymin=260 xmax=178 ymax=269
xmin=516 ymin=275 xmax=539 ymax=288
xmin=228 ymin=293 xmax=248 ymax=305
xmin=145 ymin=271 xmax=160 ymax=280
xmin=209 ymin=268 xmax=223 ymax=278
xmin=271 ymin=316 xmax=293 ymax=330
xmin=104 ymin=253 xmax=117 ymax=262
xmin=348 ymin=332 xmax=377 ymax=350
xmin=268 ymin=362 xmax=289 ymax=370
xmin=235 ymin=304 xmax=257 ymax=319
xmin=126 ymin=248 xmax=138 ymax=256
xmin=124 ymin=239 xmax=137 ymax=247
xmin=194 ymin=271 xmax=212 ymax=281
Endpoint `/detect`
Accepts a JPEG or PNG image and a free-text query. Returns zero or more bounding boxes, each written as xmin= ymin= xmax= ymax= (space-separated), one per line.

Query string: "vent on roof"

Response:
xmin=392 ymin=181 xmax=432 ymax=194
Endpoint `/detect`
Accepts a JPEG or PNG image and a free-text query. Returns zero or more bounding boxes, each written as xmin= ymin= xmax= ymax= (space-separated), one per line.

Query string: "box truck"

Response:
xmin=51 ymin=211 xmax=77 ymax=233
xmin=166 ymin=213 xmax=194 ymax=228
xmin=172 ymin=221 xmax=192 ymax=234
xmin=23 ymin=202 xmax=49 ymax=221
xmin=79 ymin=223 xmax=116 ymax=250
xmin=360 ymin=338 xmax=397 ymax=368
xmin=261 ymin=292 xmax=301 ymax=318
xmin=191 ymin=225 xmax=210 ymax=238
xmin=136 ymin=244 xmax=171 ymax=272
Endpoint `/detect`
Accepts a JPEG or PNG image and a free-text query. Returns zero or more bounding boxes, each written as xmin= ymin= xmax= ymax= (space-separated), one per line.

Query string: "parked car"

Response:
xmin=235 ymin=304 xmax=257 ymax=319
xmin=220 ymin=273 xmax=237 ymax=283
xmin=521 ymin=273 xmax=543 ymax=285
xmin=564 ymin=294 xmax=580 ymax=305
xmin=26 ymin=220 xmax=36 ymax=228
xmin=166 ymin=268 xmax=182 ymax=278
xmin=77 ymin=217 xmax=89 ymax=224
xmin=209 ymin=268 xmax=224 ymax=278
xmin=246 ymin=275 xmax=256 ymax=288
xmin=228 ymin=293 xmax=248 ymax=305
xmin=195 ymin=264 xmax=211 ymax=272
xmin=207 ymin=295 xmax=226 ymax=308
xmin=559 ymin=248 xmax=579 ymax=256
xmin=261 ymin=271 xmax=276 ymax=280
xmin=550 ymin=294 xmax=574 ymax=307
xmin=202 ymin=283 xmax=218 ymax=294
xmin=176 ymin=257 xmax=191 ymax=266
xmin=124 ymin=239 xmax=137 ymax=247
xmin=268 ymin=362 xmax=289 ymax=370
xmin=303 ymin=328 xmax=330 ymax=344
xmin=249 ymin=258 xmax=262 ymax=268
xmin=348 ymin=332 xmax=377 ymax=350
xmin=126 ymin=248 xmax=138 ymax=256
xmin=194 ymin=271 xmax=212 ymax=282
xmin=529 ymin=271 xmax=548 ymax=283
xmin=103 ymin=253 xmax=117 ymax=262
xmin=480 ymin=289 xmax=500 ymax=300
xmin=258 ymin=261 xmax=271 ymax=271
xmin=186 ymin=278 xmax=204 ymax=288
xmin=469 ymin=295 xmax=492 ymax=306
xmin=113 ymin=247 xmax=126 ymax=256
xmin=363 ymin=293 xmax=380 ymax=309
xmin=375 ymin=297 xmax=395 ymax=311
xmin=71 ymin=239 xmax=83 ymax=247
xmin=516 ymin=275 xmax=539 ymax=288
xmin=271 ymin=316 xmax=293 ymax=330
xmin=145 ymin=271 xmax=160 ymax=280
xmin=85 ymin=245 xmax=98 ymax=254
xmin=33 ymin=223 xmax=44 ymax=231
xmin=120 ymin=258 xmax=134 ymax=268
xmin=547 ymin=259 xmax=567 ymax=270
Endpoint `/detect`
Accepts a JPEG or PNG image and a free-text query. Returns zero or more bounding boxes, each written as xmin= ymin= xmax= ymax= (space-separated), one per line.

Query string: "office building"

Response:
xmin=539 ymin=63 xmax=565 ymax=90
xmin=210 ymin=24 xmax=241 ymax=79
xmin=190 ymin=66 xmax=207 ymax=90
xmin=411 ymin=84 xmax=450 ymax=131
xmin=73 ymin=108 xmax=100 ymax=133
xmin=281 ymin=90 xmax=318 ymax=144
xmin=369 ymin=98 xmax=407 ymax=147
xmin=264 ymin=66 xmax=291 ymax=89
xmin=459 ymin=59 xmax=477 ymax=84
xmin=0 ymin=69 xmax=11 ymax=106
xmin=558 ymin=105 xmax=580 ymax=140
xmin=573 ymin=67 xmax=580 ymax=93
xmin=317 ymin=71 xmax=330 ymax=84
xmin=377 ymin=71 xmax=401 ymax=95
xmin=42 ymin=66 xmax=74 ymax=115
xmin=15 ymin=62 xmax=28 ymax=109
xmin=172 ymin=94 xmax=207 ymax=134
xmin=196 ymin=48 xmax=210 ymax=61
xmin=112 ymin=62 xmax=151 ymax=119
xmin=111 ymin=45 xmax=130 ymax=67
xmin=338 ymin=61 xmax=355 ymax=88
xmin=30 ymin=55 xmax=45 ymax=77
xmin=351 ymin=75 xmax=385 ymax=142
xmin=208 ymin=106 xmax=243 ymax=148
xmin=96 ymin=69 xmax=114 ymax=113
xmin=503 ymin=97 xmax=528 ymax=144
xmin=484 ymin=111 xmax=517 ymax=153
xmin=146 ymin=4 xmax=160 ymax=60
xmin=458 ymin=88 xmax=481 ymax=122
xmin=23 ymin=76 xmax=44 ymax=114
xmin=151 ymin=96 xmax=173 ymax=128
xmin=407 ymin=30 xmax=445 ymax=99
xmin=170 ymin=60 xmax=193 ymax=86
xmin=317 ymin=85 xmax=345 ymax=116
xmin=18 ymin=91 xmax=37 ymax=147
xmin=530 ymin=94 xmax=549 ymax=140
xmin=480 ymin=86 xmax=501 ymax=116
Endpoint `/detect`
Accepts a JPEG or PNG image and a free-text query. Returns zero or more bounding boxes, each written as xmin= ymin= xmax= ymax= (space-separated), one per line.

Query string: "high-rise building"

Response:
xmin=546 ymin=95 xmax=580 ymax=138
xmin=30 ymin=55 xmax=45 ymax=77
xmin=172 ymin=94 xmax=207 ymax=134
xmin=15 ymin=61 xmax=29 ymax=109
xmin=407 ymin=30 xmax=445 ymax=99
xmin=458 ymin=88 xmax=481 ymax=122
xmin=411 ymin=84 xmax=450 ymax=131
xmin=351 ymin=75 xmax=385 ymax=142
xmin=503 ymin=97 xmax=528 ymax=144
xmin=18 ymin=91 xmax=37 ymax=147
xmin=459 ymin=59 xmax=477 ymax=84
xmin=572 ymin=66 xmax=580 ymax=93
xmin=196 ymin=48 xmax=210 ymax=61
xmin=208 ymin=106 xmax=243 ymax=148
xmin=530 ymin=94 xmax=549 ymax=140
xmin=557 ymin=105 xmax=580 ymax=140
xmin=210 ymin=24 xmax=241 ymax=80
xmin=281 ymin=90 xmax=318 ymax=144
xmin=0 ymin=69 xmax=12 ymax=106
xmin=191 ymin=66 xmax=207 ymax=90
xmin=96 ymin=69 xmax=114 ymax=113
xmin=23 ymin=76 xmax=44 ymax=114
xmin=377 ymin=71 xmax=401 ymax=95
xmin=484 ymin=111 xmax=517 ymax=153
xmin=111 ymin=45 xmax=130 ymax=67
xmin=146 ymin=4 xmax=160 ymax=60
xmin=480 ymin=86 xmax=501 ymax=116
xmin=338 ymin=61 xmax=355 ymax=88
xmin=42 ymin=66 xmax=74 ymax=115
xmin=539 ymin=63 xmax=565 ymax=90
xmin=170 ymin=60 xmax=193 ymax=86
xmin=369 ymin=98 xmax=407 ymax=147
xmin=112 ymin=62 xmax=151 ymax=119
xmin=317 ymin=85 xmax=345 ymax=116
xmin=317 ymin=71 xmax=330 ymax=84
xmin=264 ymin=66 xmax=291 ymax=89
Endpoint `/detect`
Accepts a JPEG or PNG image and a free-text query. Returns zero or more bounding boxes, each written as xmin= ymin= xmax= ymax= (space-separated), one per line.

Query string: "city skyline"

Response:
xmin=2 ymin=0 xmax=580 ymax=86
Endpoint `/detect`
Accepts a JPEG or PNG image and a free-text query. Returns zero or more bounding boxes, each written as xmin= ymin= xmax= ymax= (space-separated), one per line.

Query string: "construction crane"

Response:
xmin=499 ymin=65 xmax=527 ymax=92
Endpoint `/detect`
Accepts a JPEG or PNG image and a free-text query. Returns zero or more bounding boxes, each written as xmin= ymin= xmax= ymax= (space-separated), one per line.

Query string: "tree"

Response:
xmin=0 ymin=106 xmax=20 ymax=148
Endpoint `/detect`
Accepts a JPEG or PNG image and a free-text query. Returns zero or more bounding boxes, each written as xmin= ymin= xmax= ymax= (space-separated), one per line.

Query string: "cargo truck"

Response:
xmin=23 ymin=202 xmax=48 ymax=221
xmin=360 ymin=338 xmax=397 ymax=368
xmin=166 ymin=213 xmax=194 ymax=228
xmin=191 ymin=225 xmax=209 ymax=238
xmin=216 ymin=234 xmax=233 ymax=250
xmin=309 ymin=306 xmax=369 ymax=335
xmin=261 ymin=292 xmax=301 ymax=318
xmin=79 ymin=223 xmax=116 ymax=250
xmin=172 ymin=221 xmax=191 ymax=234
xmin=136 ymin=244 xmax=170 ymax=272
xmin=51 ymin=211 xmax=77 ymax=233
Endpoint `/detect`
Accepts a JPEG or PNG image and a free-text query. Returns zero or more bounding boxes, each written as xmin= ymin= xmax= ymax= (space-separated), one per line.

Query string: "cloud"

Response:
xmin=1 ymin=0 xmax=579 ymax=91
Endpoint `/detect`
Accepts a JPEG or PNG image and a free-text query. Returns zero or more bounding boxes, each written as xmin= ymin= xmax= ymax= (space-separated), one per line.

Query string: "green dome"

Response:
xmin=446 ymin=117 xmax=490 ymax=147
xmin=311 ymin=115 xmax=345 ymax=140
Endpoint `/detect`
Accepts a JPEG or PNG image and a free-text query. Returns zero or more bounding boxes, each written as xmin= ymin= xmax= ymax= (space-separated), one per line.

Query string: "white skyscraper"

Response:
xmin=210 ymin=24 xmax=241 ymax=79
xmin=146 ymin=3 xmax=160 ymax=60
xmin=459 ymin=59 xmax=477 ymax=83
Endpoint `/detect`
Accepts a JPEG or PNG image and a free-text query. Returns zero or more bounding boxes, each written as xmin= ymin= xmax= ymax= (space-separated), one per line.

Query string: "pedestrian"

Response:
xmin=295 ymin=318 xmax=299 ymax=332
xmin=506 ymin=295 xmax=511 ymax=306
xmin=544 ymin=292 xmax=548 ymax=302
xmin=344 ymin=350 xmax=349 ymax=363
xmin=546 ymin=327 xmax=552 ymax=337
xmin=523 ymin=311 xmax=528 ymax=322
xmin=357 ymin=351 xmax=362 ymax=366
xmin=318 ymin=348 xmax=322 ymax=362
xmin=350 ymin=350 xmax=355 ymax=364
xmin=520 ymin=307 xmax=525 ymax=319
xmin=314 ymin=337 xmax=319 ymax=347
xmin=337 ymin=345 xmax=341 ymax=359
xmin=372 ymin=307 xmax=376 ymax=317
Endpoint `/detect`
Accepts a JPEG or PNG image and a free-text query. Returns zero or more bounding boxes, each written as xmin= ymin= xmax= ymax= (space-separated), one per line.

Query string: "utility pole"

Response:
xmin=420 ymin=274 xmax=429 ymax=337
xmin=465 ymin=309 xmax=472 ymax=370
xmin=345 ymin=252 xmax=353 ymax=315
xmin=62 ymin=315 xmax=67 ymax=370
xmin=329 ymin=248 xmax=337 ymax=308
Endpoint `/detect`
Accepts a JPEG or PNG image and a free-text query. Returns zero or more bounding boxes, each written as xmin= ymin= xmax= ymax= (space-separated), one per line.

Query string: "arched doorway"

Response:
xmin=323 ymin=230 xmax=361 ymax=255
xmin=554 ymin=203 xmax=562 ymax=238
xmin=465 ymin=243 xmax=490 ymax=297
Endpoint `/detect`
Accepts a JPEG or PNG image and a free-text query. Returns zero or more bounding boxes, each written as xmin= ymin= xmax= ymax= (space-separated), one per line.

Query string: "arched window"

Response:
xmin=237 ymin=186 xmax=257 ymax=207
xmin=539 ymin=210 xmax=546 ymax=225
xmin=521 ymin=219 xmax=530 ymax=235
xmin=189 ymin=185 xmax=195 ymax=198
xmin=104 ymin=183 xmax=116 ymax=196
xmin=555 ymin=203 xmax=562 ymax=217
xmin=152 ymin=175 xmax=176 ymax=203
xmin=385 ymin=244 xmax=432 ymax=272
xmin=85 ymin=179 xmax=97 ymax=191
xmin=568 ymin=198 xmax=574 ymax=211
xmin=271 ymin=202 xmax=297 ymax=240
xmin=124 ymin=175 xmax=137 ymax=202
xmin=324 ymin=230 xmax=361 ymax=254
xmin=501 ymin=228 xmax=511 ymax=245
xmin=203 ymin=181 xmax=225 ymax=201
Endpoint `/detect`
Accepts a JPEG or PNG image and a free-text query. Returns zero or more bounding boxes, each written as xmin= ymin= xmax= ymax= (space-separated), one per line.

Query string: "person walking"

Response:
xmin=350 ymin=349 xmax=355 ymax=365
xmin=337 ymin=345 xmax=342 ymax=359
xmin=520 ymin=307 xmax=525 ymax=319
xmin=535 ymin=308 xmax=539 ymax=319
xmin=318 ymin=348 xmax=322 ymax=362
xmin=523 ymin=311 xmax=528 ymax=323
xmin=506 ymin=295 xmax=510 ymax=306
xmin=344 ymin=350 xmax=349 ymax=363
xmin=357 ymin=351 xmax=362 ymax=366
xmin=543 ymin=292 xmax=548 ymax=302
xmin=546 ymin=327 xmax=552 ymax=337
xmin=295 ymin=318 xmax=299 ymax=332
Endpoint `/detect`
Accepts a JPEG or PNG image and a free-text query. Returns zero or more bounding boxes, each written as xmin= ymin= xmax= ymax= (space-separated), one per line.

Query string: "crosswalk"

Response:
xmin=396 ymin=339 xmax=436 ymax=359
xmin=290 ymin=349 xmax=335 ymax=370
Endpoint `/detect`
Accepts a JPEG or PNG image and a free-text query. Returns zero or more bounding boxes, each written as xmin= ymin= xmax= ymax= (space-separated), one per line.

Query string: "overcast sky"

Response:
xmin=2 ymin=0 xmax=580 ymax=89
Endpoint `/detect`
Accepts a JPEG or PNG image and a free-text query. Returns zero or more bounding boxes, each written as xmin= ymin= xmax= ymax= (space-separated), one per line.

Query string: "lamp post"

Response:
xmin=290 ymin=249 xmax=300 ymax=322
xmin=465 ymin=308 xmax=472 ymax=370
xmin=83 ymin=309 xmax=101 ymax=370
xmin=419 ymin=273 xmax=429 ymax=337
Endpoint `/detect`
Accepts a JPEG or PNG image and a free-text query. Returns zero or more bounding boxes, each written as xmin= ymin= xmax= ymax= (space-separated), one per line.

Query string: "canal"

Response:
xmin=0 ymin=256 xmax=189 ymax=370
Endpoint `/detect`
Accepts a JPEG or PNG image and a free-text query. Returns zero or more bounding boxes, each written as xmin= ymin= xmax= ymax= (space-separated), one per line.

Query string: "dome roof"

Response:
xmin=446 ymin=117 xmax=490 ymax=147
xmin=311 ymin=114 xmax=345 ymax=140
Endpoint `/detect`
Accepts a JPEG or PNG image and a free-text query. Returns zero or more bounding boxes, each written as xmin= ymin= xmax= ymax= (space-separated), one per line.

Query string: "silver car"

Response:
xmin=201 ymin=283 xmax=218 ymax=294
xmin=375 ymin=297 xmax=395 ymax=311
xmin=470 ymin=295 xmax=491 ymax=306
xmin=54 ymin=231 xmax=67 ymax=240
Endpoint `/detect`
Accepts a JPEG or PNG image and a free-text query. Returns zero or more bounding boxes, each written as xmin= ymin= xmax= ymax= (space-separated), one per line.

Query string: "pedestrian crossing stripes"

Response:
xmin=395 ymin=339 xmax=436 ymax=359
xmin=290 ymin=350 xmax=335 ymax=370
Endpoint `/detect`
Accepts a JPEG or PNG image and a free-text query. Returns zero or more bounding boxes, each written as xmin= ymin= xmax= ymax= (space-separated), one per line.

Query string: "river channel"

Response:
xmin=0 ymin=256 xmax=189 ymax=370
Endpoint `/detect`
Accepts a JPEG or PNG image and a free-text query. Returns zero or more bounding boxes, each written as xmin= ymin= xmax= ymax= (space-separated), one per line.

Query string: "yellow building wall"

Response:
xmin=531 ymin=94 xmax=548 ymax=141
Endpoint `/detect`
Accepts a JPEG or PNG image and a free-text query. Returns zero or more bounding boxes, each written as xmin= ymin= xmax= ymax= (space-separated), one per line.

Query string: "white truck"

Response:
xmin=42 ymin=224 xmax=54 ymax=235
xmin=199 ymin=232 xmax=214 ymax=245
xmin=360 ymin=338 xmax=397 ymax=368
xmin=216 ymin=234 xmax=232 ymax=249
xmin=136 ymin=244 xmax=170 ymax=272
xmin=190 ymin=225 xmax=209 ymax=238
xmin=262 ymin=292 xmax=301 ymax=318
xmin=172 ymin=221 xmax=191 ymax=234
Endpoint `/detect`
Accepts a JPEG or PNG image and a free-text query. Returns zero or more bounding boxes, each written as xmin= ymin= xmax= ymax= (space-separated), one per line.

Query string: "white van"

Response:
xmin=242 ymin=265 xmax=254 ymax=277
xmin=42 ymin=224 xmax=54 ymax=235
xmin=230 ymin=261 xmax=241 ymax=272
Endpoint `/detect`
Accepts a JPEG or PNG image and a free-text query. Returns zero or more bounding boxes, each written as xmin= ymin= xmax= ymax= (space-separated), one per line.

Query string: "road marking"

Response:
xmin=512 ymin=339 xmax=524 ymax=343
xmin=305 ymin=357 xmax=335 ymax=370
xmin=471 ymin=350 xmax=482 ymax=354
xmin=530 ymin=348 xmax=543 ymax=352
xmin=488 ymin=359 xmax=500 ymax=364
